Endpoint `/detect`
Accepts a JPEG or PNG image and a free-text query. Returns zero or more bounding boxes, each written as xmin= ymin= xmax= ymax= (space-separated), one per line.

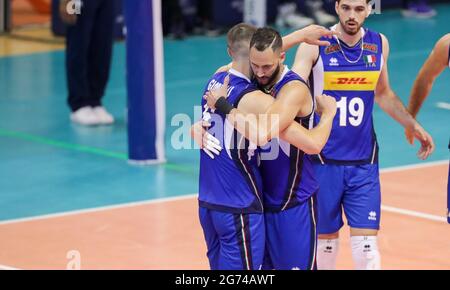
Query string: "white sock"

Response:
xmin=351 ymin=236 xmax=381 ymax=270
xmin=317 ymin=239 xmax=339 ymax=270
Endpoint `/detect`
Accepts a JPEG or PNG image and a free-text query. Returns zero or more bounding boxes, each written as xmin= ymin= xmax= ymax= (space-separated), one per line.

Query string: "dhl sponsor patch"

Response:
xmin=324 ymin=71 xmax=380 ymax=91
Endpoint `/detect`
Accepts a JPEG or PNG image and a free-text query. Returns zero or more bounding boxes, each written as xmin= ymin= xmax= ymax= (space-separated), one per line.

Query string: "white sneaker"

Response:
xmin=276 ymin=3 xmax=314 ymax=29
xmin=313 ymin=9 xmax=337 ymax=26
xmin=71 ymin=106 xmax=99 ymax=126
xmin=284 ymin=13 xmax=314 ymax=29
xmin=305 ymin=0 xmax=337 ymax=26
xmin=92 ymin=106 xmax=114 ymax=125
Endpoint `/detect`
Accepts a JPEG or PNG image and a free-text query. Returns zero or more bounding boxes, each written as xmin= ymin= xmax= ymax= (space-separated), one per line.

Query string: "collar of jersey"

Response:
xmin=228 ymin=68 xmax=251 ymax=83
xmin=274 ymin=65 xmax=290 ymax=86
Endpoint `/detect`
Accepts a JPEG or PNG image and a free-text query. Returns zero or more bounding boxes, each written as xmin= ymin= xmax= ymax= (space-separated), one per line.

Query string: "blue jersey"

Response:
xmin=259 ymin=67 xmax=318 ymax=211
xmin=311 ymin=27 xmax=383 ymax=165
xmin=198 ymin=69 xmax=264 ymax=214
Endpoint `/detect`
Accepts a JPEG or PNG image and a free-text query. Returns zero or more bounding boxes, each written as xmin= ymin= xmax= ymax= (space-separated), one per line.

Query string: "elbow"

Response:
xmin=255 ymin=131 xmax=272 ymax=147
xmin=303 ymin=141 xmax=324 ymax=155
xmin=256 ymin=139 xmax=270 ymax=147
xmin=304 ymin=147 xmax=321 ymax=155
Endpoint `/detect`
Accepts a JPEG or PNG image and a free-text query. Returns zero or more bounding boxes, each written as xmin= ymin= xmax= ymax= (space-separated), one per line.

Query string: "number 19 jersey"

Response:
xmin=311 ymin=27 xmax=383 ymax=165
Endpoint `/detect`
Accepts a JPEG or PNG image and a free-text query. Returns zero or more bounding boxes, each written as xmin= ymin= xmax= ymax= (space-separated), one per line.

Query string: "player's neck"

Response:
xmin=231 ymin=61 xmax=251 ymax=80
xmin=336 ymin=23 xmax=362 ymax=47
xmin=265 ymin=65 xmax=284 ymax=90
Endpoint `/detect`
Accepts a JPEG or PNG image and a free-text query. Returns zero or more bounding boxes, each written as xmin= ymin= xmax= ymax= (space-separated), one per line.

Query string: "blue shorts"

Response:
xmin=314 ymin=163 xmax=381 ymax=234
xmin=263 ymin=196 xmax=317 ymax=270
xmin=199 ymin=207 xmax=265 ymax=270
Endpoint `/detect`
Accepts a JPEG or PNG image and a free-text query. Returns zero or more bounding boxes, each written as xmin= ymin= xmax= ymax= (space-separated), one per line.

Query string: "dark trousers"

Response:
xmin=66 ymin=0 xmax=114 ymax=112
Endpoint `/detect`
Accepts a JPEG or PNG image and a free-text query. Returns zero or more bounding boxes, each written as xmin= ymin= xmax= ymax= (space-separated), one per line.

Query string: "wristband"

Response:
xmin=215 ymin=97 xmax=234 ymax=115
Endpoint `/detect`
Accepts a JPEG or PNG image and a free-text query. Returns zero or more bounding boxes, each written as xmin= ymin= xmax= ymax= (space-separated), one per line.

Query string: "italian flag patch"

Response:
xmin=364 ymin=55 xmax=377 ymax=64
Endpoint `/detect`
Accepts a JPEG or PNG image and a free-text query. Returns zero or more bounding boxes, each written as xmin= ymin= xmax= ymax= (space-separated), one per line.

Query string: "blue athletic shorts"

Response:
xmin=314 ymin=163 xmax=381 ymax=234
xmin=199 ymin=207 xmax=265 ymax=270
xmin=263 ymin=196 xmax=317 ymax=270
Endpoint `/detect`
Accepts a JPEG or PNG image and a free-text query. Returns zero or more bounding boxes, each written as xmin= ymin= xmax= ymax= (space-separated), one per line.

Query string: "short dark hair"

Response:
xmin=227 ymin=23 xmax=257 ymax=57
xmin=336 ymin=0 xmax=371 ymax=4
xmin=249 ymin=27 xmax=283 ymax=53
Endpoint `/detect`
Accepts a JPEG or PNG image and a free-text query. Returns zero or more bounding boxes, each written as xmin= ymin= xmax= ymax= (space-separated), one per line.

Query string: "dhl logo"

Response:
xmin=324 ymin=71 xmax=380 ymax=91
xmin=333 ymin=77 xmax=372 ymax=85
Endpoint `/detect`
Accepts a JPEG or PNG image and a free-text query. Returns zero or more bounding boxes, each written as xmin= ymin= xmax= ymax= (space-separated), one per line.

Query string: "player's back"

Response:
xmin=311 ymin=27 xmax=383 ymax=165
xmin=199 ymin=70 xmax=264 ymax=213
xmin=259 ymin=67 xmax=318 ymax=211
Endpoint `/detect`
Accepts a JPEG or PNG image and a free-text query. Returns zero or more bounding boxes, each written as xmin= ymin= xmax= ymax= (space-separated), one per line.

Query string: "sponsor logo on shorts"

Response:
xmin=368 ymin=211 xmax=377 ymax=221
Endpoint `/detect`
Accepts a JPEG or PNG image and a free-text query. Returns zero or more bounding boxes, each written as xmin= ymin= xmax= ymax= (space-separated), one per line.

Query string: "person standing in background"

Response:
xmin=60 ymin=0 xmax=115 ymax=126
xmin=276 ymin=0 xmax=337 ymax=29
xmin=402 ymin=0 xmax=436 ymax=18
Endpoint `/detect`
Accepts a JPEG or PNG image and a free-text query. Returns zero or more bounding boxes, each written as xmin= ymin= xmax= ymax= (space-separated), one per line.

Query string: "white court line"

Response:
xmin=380 ymin=160 xmax=448 ymax=173
xmin=0 ymin=265 xmax=19 ymax=270
xmin=0 ymin=194 xmax=198 ymax=226
xmin=380 ymin=160 xmax=448 ymax=223
xmin=0 ymin=160 xmax=448 ymax=226
xmin=436 ymin=102 xmax=450 ymax=110
xmin=381 ymin=205 xmax=447 ymax=223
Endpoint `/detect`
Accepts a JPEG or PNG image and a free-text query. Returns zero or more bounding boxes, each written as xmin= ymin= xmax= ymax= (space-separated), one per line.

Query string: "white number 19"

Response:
xmin=336 ymin=97 xmax=365 ymax=127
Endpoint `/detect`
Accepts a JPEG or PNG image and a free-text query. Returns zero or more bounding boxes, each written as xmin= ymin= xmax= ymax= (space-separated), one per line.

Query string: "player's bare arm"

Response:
xmin=204 ymin=76 xmax=336 ymax=153
xmin=233 ymin=89 xmax=336 ymax=154
xmin=282 ymin=25 xmax=340 ymax=51
xmin=405 ymin=34 xmax=449 ymax=144
xmin=374 ymin=34 xmax=435 ymax=160
xmin=291 ymin=42 xmax=319 ymax=81
xmin=280 ymin=94 xmax=337 ymax=154
xmin=205 ymin=76 xmax=312 ymax=145
xmin=216 ymin=26 xmax=336 ymax=74
xmin=408 ymin=34 xmax=450 ymax=118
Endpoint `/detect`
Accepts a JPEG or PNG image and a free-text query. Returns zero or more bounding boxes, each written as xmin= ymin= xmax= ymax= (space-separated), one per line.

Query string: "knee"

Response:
xmin=318 ymin=231 xmax=339 ymax=240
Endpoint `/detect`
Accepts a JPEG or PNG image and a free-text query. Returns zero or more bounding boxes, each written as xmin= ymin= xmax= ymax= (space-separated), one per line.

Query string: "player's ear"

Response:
xmin=227 ymin=47 xmax=232 ymax=58
xmin=335 ymin=1 xmax=339 ymax=16
xmin=366 ymin=1 xmax=372 ymax=18
xmin=280 ymin=51 xmax=286 ymax=64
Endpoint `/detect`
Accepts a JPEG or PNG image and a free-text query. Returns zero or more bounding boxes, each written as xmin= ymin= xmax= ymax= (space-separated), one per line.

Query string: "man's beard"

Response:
xmin=340 ymin=19 xmax=363 ymax=36
xmin=255 ymin=63 xmax=281 ymax=92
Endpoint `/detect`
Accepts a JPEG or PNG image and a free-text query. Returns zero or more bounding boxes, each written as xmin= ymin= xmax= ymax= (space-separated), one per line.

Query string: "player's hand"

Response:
xmin=408 ymin=123 xmax=435 ymax=160
xmin=191 ymin=121 xmax=222 ymax=159
xmin=201 ymin=121 xmax=222 ymax=159
xmin=298 ymin=25 xmax=341 ymax=47
xmin=204 ymin=74 xmax=230 ymax=110
xmin=315 ymin=94 xmax=337 ymax=117
xmin=59 ymin=0 xmax=78 ymax=25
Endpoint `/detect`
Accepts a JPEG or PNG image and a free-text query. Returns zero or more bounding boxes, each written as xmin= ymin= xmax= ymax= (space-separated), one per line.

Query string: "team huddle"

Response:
xmin=191 ymin=0 xmax=448 ymax=270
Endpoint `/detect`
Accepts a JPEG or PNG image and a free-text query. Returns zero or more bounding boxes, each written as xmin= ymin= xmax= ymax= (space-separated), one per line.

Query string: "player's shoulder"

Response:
xmin=278 ymin=75 xmax=310 ymax=98
xmin=212 ymin=71 xmax=228 ymax=80
xmin=436 ymin=33 xmax=450 ymax=50
xmin=298 ymin=41 xmax=320 ymax=59
xmin=364 ymin=27 xmax=386 ymax=44
xmin=369 ymin=31 xmax=389 ymax=55
xmin=379 ymin=33 xmax=388 ymax=44
xmin=431 ymin=34 xmax=450 ymax=65
xmin=204 ymin=71 xmax=231 ymax=92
